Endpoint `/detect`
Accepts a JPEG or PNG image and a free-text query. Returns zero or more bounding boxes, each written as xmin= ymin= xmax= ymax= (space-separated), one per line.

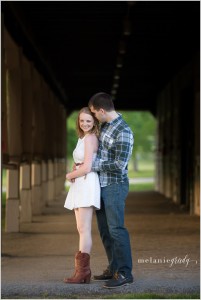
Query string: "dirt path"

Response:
xmin=1 ymin=191 xmax=200 ymax=298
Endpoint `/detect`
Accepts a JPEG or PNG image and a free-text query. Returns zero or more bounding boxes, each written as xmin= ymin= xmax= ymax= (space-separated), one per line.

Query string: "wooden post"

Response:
xmin=21 ymin=56 xmax=33 ymax=163
xmin=31 ymin=162 xmax=42 ymax=215
xmin=4 ymin=29 xmax=22 ymax=232
xmin=6 ymin=168 xmax=19 ymax=232
xmin=19 ymin=164 xmax=32 ymax=223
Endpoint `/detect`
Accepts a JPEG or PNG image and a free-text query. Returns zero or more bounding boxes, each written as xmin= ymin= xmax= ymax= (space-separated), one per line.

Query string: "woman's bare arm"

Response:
xmin=66 ymin=134 xmax=98 ymax=181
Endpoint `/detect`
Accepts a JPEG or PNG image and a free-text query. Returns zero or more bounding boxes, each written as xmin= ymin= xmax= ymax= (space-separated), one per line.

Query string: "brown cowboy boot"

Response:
xmin=64 ymin=252 xmax=91 ymax=284
xmin=64 ymin=251 xmax=81 ymax=281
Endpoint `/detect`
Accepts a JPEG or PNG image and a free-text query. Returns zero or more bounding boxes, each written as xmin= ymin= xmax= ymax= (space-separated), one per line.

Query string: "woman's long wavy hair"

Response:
xmin=76 ymin=107 xmax=100 ymax=138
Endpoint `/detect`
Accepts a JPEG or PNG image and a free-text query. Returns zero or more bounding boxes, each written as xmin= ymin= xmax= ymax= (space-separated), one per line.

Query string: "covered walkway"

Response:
xmin=1 ymin=3 xmax=200 ymax=298
xmin=2 ymin=191 xmax=200 ymax=299
xmin=1 ymin=2 xmax=200 ymax=244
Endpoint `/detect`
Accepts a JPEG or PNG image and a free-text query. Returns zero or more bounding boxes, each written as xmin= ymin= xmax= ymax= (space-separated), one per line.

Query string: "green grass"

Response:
xmin=6 ymin=293 xmax=199 ymax=299
xmin=129 ymin=169 xmax=155 ymax=178
xmin=1 ymin=292 xmax=199 ymax=300
xmin=2 ymin=190 xmax=6 ymax=206
xmin=103 ymin=293 xmax=200 ymax=299
xmin=2 ymin=168 xmax=6 ymax=188
xmin=128 ymin=160 xmax=155 ymax=178
xmin=129 ymin=183 xmax=154 ymax=191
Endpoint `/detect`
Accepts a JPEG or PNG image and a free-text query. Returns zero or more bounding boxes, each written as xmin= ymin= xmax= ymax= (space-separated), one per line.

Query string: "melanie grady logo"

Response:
xmin=138 ymin=254 xmax=198 ymax=267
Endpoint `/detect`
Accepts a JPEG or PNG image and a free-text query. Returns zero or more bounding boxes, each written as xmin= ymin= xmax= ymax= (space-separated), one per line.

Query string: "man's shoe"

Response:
xmin=103 ymin=272 xmax=133 ymax=289
xmin=93 ymin=268 xmax=113 ymax=281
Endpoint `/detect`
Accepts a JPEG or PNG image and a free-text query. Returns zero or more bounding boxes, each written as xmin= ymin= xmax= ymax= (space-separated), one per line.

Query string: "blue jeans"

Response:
xmin=96 ymin=179 xmax=133 ymax=278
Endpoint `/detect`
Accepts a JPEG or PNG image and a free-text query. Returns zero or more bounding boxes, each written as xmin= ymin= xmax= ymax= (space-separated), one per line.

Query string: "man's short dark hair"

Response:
xmin=88 ymin=92 xmax=115 ymax=112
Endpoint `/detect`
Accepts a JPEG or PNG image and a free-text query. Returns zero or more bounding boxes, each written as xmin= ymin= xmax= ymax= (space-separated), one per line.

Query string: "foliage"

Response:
xmin=119 ymin=111 xmax=156 ymax=159
xmin=66 ymin=111 xmax=79 ymax=159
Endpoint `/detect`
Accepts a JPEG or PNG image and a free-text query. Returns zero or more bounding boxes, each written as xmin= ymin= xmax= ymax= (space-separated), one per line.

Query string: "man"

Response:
xmin=88 ymin=92 xmax=134 ymax=288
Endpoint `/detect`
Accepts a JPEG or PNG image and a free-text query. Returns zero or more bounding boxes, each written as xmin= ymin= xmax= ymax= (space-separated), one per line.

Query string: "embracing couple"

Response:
xmin=63 ymin=92 xmax=134 ymax=289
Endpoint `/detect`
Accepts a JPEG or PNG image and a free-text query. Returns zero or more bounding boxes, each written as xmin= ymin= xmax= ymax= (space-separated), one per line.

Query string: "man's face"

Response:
xmin=89 ymin=105 xmax=106 ymax=123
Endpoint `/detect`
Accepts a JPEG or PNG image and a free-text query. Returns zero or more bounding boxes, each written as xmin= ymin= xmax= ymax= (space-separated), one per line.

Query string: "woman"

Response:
xmin=63 ymin=107 xmax=100 ymax=284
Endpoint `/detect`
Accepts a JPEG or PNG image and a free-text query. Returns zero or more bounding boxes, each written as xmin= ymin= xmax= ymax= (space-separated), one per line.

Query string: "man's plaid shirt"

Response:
xmin=92 ymin=113 xmax=134 ymax=187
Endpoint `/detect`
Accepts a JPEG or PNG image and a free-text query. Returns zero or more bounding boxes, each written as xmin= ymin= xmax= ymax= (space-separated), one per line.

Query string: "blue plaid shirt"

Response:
xmin=92 ymin=113 xmax=134 ymax=187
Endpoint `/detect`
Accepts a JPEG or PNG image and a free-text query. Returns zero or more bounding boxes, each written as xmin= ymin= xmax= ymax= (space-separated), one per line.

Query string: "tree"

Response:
xmin=66 ymin=111 xmax=78 ymax=159
xmin=119 ymin=111 xmax=156 ymax=171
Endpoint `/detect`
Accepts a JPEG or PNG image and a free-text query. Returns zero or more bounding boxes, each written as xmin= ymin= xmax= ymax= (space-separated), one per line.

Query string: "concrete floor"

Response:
xmin=1 ymin=190 xmax=200 ymax=299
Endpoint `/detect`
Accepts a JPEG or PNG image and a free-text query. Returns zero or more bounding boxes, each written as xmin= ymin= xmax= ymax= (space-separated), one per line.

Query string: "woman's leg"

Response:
xmin=64 ymin=207 xmax=93 ymax=284
xmin=74 ymin=207 xmax=93 ymax=254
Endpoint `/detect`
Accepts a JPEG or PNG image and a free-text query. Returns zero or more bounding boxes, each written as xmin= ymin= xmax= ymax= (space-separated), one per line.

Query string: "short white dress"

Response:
xmin=64 ymin=135 xmax=101 ymax=210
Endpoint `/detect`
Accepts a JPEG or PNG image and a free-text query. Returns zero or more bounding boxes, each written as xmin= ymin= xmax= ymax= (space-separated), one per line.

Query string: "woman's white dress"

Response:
xmin=64 ymin=135 xmax=100 ymax=210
